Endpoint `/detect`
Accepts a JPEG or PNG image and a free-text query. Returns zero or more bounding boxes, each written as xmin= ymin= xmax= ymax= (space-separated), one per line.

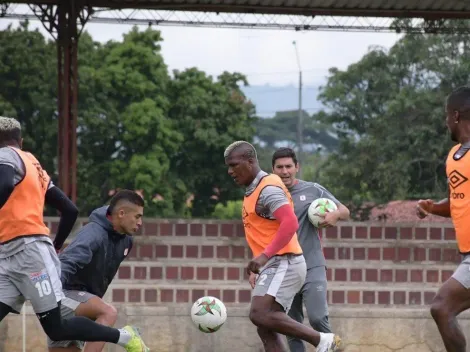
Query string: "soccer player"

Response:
xmin=224 ymin=140 xmax=342 ymax=352
xmin=271 ymin=147 xmax=350 ymax=352
xmin=416 ymin=86 xmax=470 ymax=352
xmin=47 ymin=189 xmax=143 ymax=352
xmin=0 ymin=116 xmax=148 ymax=352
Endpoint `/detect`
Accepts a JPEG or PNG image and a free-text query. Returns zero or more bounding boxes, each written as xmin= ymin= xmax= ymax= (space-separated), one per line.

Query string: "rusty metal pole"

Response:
xmin=57 ymin=1 xmax=78 ymax=203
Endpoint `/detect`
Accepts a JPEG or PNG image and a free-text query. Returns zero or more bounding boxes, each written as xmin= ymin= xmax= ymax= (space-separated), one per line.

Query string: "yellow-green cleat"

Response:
xmin=122 ymin=325 xmax=149 ymax=352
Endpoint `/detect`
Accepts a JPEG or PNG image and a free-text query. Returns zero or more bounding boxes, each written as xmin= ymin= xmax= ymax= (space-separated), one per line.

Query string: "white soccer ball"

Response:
xmin=190 ymin=296 xmax=227 ymax=333
xmin=308 ymin=198 xmax=338 ymax=227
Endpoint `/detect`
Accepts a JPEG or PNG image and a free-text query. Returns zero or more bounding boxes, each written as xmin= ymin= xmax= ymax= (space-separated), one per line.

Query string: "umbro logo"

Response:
xmin=448 ymin=170 xmax=468 ymax=189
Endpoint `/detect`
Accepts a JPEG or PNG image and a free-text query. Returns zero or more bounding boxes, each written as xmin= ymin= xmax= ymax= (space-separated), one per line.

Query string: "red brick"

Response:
xmin=207 ymin=289 xmax=220 ymax=298
xmin=176 ymin=289 xmax=189 ymax=303
xmin=325 ymin=227 xmax=337 ymax=239
xmin=426 ymin=270 xmax=439 ymax=283
xmin=443 ymin=249 xmax=461 ymax=263
xmin=415 ymin=228 xmax=427 ymax=240
xmin=190 ymin=223 xmax=203 ymax=236
xmin=400 ymin=227 xmax=412 ymax=240
xmin=397 ymin=247 xmax=411 ymax=262
xmin=409 ymin=292 xmax=421 ymax=305
xmin=355 ymin=226 xmax=368 ymax=239
xmin=236 ymin=223 xmax=245 ymax=237
xmin=378 ymin=291 xmax=390 ymax=305
xmin=118 ymin=266 xmax=131 ymax=279
xmin=347 ymin=291 xmax=360 ymax=304
xmin=338 ymin=248 xmax=350 ymax=260
xmin=370 ymin=227 xmax=382 ymax=239
xmin=192 ymin=289 xmax=205 ymax=302
xmin=197 ymin=267 xmax=209 ymax=280
xmin=223 ymin=289 xmax=236 ymax=303
xmin=350 ymin=269 xmax=362 ymax=282
xmin=181 ymin=267 xmax=194 ymax=280
xmin=160 ymin=289 xmax=173 ymax=302
xmin=441 ymin=270 xmax=453 ymax=283
xmin=144 ymin=223 xmax=158 ymax=236
xmin=227 ymin=267 xmax=240 ymax=281
xmin=385 ymin=227 xmax=397 ymax=239
xmin=216 ymin=246 xmax=230 ymax=259
xmin=445 ymin=228 xmax=455 ymax=240
xmin=363 ymin=291 xmax=375 ymax=304
xmin=221 ymin=223 xmax=234 ymax=237
xmin=166 ymin=267 xmax=178 ymax=280
xmin=414 ymin=247 xmax=426 ymax=261
xmin=396 ymin=269 xmax=408 ymax=282
xmin=353 ymin=248 xmax=366 ymax=260
xmin=332 ymin=291 xmax=345 ymax=304
xmin=175 ymin=224 xmax=188 ymax=236
xmin=112 ymin=289 xmax=125 ymax=302
xmin=134 ymin=266 xmax=147 ymax=280
xmin=206 ymin=224 xmax=218 ymax=236
xmin=393 ymin=291 xmax=406 ymax=305
xmin=144 ymin=289 xmax=157 ymax=302
xmin=365 ymin=269 xmax=378 ymax=282
xmin=335 ymin=269 xmax=347 ymax=281
xmin=368 ymin=248 xmax=380 ymax=260
xmin=326 ymin=268 xmax=332 ymax=281
xmin=430 ymin=228 xmax=442 ymax=240
xmin=150 ymin=266 xmax=162 ymax=279
xmin=410 ymin=269 xmax=423 ymax=282
xmin=155 ymin=245 xmax=168 ymax=258
xmin=201 ymin=246 xmax=214 ymax=258
xmin=383 ymin=247 xmax=396 ymax=261
xmin=171 ymin=245 xmax=184 ymax=258
xmin=232 ymin=246 xmax=245 ymax=259
xmin=126 ymin=246 xmax=137 ymax=259
xmin=128 ymin=289 xmax=141 ymax=302
xmin=323 ymin=247 xmax=335 ymax=260
xmin=139 ymin=244 xmax=153 ymax=258
xmin=212 ymin=267 xmax=224 ymax=280
xmin=380 ymin=269 xmax=393 ymax=282
xmin=239 ymin=289 xmax=251 ymax=303
xmin=186 ymin=245 xmax=199 ymax=258
xmin=50 ymin=221 xmax=59 ymax=234
xmin=159 ymin=223 xmax=172 ymax=236
xmin=340 ymin=226 xmax=353 ymax=239
xmin=424 ymin=291 xmax=435 ymax=305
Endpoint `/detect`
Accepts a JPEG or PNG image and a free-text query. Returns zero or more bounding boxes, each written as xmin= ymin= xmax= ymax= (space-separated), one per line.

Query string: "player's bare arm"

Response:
xmin=416 ymin=195 xmax=451 ymax=218
xmin=0 ymin=164 xmax=15 ymax=208
xmin=319 ymin=203 xmax=350 ymax=227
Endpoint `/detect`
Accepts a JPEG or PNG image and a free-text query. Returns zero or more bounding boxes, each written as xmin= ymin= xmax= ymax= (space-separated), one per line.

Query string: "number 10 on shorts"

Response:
xmin=30 ymin=270 xmax=52 ymax=297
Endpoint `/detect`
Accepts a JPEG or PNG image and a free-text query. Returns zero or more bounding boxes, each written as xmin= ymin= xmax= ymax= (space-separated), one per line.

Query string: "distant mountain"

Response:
xmin=241 ymin=84 xmax=324 ymax=118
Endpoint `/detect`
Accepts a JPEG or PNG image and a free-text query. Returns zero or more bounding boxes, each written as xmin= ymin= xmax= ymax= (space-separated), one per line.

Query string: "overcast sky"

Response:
xmin=0 ymin=6 xmax=402 ymax=87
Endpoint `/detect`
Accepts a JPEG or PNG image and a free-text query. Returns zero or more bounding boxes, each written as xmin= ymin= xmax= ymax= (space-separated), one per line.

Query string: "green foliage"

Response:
xmin=211 ymin=200 xmax=243 ymax=220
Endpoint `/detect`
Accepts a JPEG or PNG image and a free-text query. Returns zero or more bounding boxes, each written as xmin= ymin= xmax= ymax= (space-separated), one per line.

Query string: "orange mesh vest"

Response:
xmin=0 ymin=147 xmax=50 ymax=243
xmin=446 ymin=144 xmax=470 ymax=254
xmin=242 ymin=174 xmax=302 ymax=257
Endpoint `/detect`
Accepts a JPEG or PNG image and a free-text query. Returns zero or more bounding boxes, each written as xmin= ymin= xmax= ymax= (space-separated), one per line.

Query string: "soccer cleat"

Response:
xmin=122 ymin=325 xmax=150 ymax=352
xmin=316 ymin=333 xmax=342 ymax=352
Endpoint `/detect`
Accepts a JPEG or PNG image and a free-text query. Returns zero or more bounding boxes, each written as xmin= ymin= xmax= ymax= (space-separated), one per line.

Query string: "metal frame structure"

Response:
xmin=1 ymin=0 xmax=470 ymax=201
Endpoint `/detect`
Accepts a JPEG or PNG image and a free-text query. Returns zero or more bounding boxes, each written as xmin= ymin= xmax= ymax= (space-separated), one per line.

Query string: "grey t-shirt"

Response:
xmin=245 ymin=170 xmax=289 ymax=219
xmin=0 ymin=147 xmax=54 ymax=258
xmin=288 ymin=180 xmax=340 ymax=269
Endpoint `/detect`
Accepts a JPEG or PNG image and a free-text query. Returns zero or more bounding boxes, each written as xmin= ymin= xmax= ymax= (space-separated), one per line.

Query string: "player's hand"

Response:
xmin=249 ymin=272 xmax=257 ymax=289
xmin=318 ymin=211 xmax=340 ymax=228
xmin=246 ymin=253 xmax=269 ymax=275
xmin=416 ymin=199 xmax=434 ymax=219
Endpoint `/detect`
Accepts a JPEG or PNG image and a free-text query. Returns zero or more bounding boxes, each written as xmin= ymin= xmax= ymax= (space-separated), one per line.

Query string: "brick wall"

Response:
xmin=47 ymin=218 xmax=459 ymax=309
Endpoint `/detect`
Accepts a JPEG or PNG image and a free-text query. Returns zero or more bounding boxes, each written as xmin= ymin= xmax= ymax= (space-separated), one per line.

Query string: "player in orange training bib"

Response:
xmin=416 ymin=86 xmax=470 ymax=352
xmin=224 ymin=141 xmax=342 ymax=352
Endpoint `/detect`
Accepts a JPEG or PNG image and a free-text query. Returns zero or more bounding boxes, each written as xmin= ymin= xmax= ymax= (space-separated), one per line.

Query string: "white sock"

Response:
xmin=318 ymin=332 xmax=331 ymax=348
xmin=117 ymin=328 xmax=132 ymax=347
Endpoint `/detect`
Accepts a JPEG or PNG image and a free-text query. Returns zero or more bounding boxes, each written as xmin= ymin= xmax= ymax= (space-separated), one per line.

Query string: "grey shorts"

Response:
xmin=452 ymin=255 xmax=470 ymax=288
xmin=253 ymin=254 xmax=307 ymax=312
xmin=47 ymin=289 xmax=96 ymax=349
xmin=0 ymin=240 xmax=64 ymax=314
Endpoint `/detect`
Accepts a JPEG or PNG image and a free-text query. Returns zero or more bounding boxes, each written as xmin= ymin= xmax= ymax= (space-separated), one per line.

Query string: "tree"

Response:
xmin=314 ymin=24 xmax=470 ymax=217
xmin=168 ymin=69 xmax=256 ymax=217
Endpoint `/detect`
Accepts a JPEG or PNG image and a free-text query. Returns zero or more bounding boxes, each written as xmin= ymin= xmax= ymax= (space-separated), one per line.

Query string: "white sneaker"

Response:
xmin=316 ymin=333 xmax=342 ymax=352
